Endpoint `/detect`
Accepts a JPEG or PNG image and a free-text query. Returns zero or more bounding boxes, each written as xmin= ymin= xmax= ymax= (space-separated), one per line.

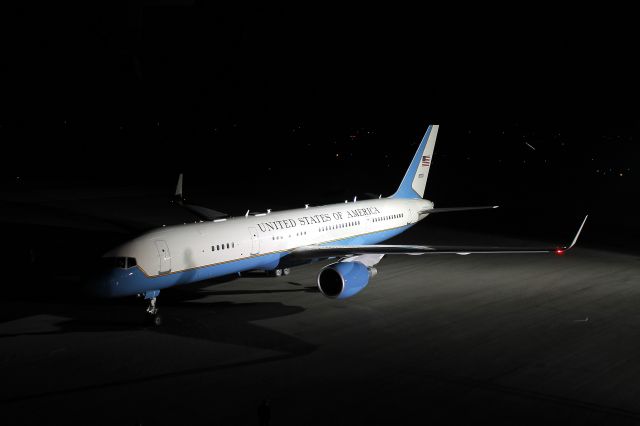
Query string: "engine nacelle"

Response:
xmin=317 ymin=261 xmax=376 ymax=299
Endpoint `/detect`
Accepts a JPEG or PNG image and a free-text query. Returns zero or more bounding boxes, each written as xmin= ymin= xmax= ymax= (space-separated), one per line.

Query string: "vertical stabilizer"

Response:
xmin=391 ymin=125 xmax=439 ymax=199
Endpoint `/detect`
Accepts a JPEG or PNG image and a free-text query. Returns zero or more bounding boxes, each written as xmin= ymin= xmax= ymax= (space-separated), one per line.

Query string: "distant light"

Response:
xmin=555 ymin=249 xmax=565 ymax=255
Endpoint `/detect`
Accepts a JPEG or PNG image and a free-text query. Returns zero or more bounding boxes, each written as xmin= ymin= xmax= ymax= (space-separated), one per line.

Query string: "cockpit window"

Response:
xmin=100 ymin=257 xmax=137 ymax=269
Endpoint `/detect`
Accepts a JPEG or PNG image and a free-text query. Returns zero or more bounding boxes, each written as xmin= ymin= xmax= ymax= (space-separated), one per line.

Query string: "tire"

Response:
xmin=145 ymin=313 xmax=162 ymax=326
xmin=282 ymin=268 xmax=291 ymax=276
xmin=152 ymin=315 xmax=163 ymax=326
xmin=274 ymin=269 xmax=283 ymax=277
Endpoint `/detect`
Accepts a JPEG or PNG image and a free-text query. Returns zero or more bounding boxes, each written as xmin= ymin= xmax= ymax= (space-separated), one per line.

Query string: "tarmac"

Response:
xmin=2 ymin=222 xmax=640 ymax=425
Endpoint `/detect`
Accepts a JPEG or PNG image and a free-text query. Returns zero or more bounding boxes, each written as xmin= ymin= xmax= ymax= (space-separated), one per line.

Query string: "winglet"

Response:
xmin=558 ymin=215 xmax=588 ymax=253
xmin=175 ymin=173 xmax=184 ymax=200
xmin=567 ymin=215 xmax=588 ymax=250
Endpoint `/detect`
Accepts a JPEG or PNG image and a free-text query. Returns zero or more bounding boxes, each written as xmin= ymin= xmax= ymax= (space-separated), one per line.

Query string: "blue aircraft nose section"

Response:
xmin=87 ymin=268 xmax=143 ymax=298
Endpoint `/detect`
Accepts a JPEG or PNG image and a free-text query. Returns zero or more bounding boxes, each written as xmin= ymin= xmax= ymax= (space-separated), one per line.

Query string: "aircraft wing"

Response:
xmin=173 ymin=173 xmax=228 ymax=220
xmin=288 ymin=216 xmax=587 ymax=260
xmin=176 ymin=203 xmax=228 ymax=221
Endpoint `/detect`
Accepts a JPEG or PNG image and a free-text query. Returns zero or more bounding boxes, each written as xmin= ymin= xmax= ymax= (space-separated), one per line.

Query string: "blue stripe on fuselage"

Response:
xmin=92 ymin=224 xmax=413 ymax=298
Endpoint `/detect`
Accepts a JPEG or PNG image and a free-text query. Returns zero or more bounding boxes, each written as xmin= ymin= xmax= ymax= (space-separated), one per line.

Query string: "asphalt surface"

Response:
xmin=2 ymin=223 xmax=640 ymax=425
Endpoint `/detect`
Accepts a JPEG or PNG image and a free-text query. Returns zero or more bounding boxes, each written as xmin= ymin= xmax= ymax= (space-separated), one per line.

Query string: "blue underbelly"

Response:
xmin=95 ymin=252 xmax=283 ymax=298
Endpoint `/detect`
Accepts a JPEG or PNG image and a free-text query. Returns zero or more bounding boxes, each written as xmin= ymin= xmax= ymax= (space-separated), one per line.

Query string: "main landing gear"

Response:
xmin=270 ymin=268 xmax=290 ymax=277
xmin=142 ymin=290 xmax=162 ymax=326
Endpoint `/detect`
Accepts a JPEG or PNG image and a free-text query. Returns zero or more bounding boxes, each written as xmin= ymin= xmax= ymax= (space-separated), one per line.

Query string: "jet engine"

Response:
xmin=317 ymin=261 xmax=378 ymax=299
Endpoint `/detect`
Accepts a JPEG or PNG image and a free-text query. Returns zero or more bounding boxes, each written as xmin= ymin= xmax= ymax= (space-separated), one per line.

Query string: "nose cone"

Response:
xmin=86 ymin=269 xmax=119 ymax=298
xmin=86 ymin=268 xmax=139 ymax=298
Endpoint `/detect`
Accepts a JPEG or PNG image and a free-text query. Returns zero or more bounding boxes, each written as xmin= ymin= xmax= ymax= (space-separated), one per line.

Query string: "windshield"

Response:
xmin=99 ymin=257 xmax=137 ymax=269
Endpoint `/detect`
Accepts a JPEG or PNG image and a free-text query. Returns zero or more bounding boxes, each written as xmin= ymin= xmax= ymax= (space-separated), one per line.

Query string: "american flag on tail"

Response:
xmin=422 ymin=155 xmax=431 ymax=166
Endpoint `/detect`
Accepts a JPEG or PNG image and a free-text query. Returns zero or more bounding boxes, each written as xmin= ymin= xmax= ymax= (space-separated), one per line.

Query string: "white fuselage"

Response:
xmin=108 ymin=197 xmax=433 ymax=279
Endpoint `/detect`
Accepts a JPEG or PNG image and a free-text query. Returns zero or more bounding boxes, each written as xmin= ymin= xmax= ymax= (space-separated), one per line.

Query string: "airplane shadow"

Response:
xmin=0 ymin=275 xmax=318 ymax=358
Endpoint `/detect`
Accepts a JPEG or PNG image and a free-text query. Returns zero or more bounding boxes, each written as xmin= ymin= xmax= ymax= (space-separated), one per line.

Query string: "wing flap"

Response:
xmin=288 ymin=244 xmax=553 ymax=260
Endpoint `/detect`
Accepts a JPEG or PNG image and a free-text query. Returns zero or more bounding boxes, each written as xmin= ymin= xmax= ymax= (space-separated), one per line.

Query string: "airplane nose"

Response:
xmin=86 ymin=266 xmax=146 ymax=298
xmin=85 ymin=272 xmax=113 ymax=298
xmin=86 ymin=269 xmax=124 ymax=298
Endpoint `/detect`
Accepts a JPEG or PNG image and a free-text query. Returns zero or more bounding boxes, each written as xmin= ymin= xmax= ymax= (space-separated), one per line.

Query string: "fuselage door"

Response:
xmin=248 ymin=227 xmax=260 ymax=255
xmin=154 ymin=240 xmax=172 ymax=273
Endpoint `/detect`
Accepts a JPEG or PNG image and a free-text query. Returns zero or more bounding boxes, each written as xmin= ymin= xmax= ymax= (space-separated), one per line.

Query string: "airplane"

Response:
xmin=91 ymin=125 xmax=588 ymax=325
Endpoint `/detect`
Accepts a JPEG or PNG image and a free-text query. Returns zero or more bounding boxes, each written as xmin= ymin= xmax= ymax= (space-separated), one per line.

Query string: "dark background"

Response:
xmin=0 ymin=3 xmax=638 ymax=246
xmin=1 ymin=5 xmax=640 ymax=425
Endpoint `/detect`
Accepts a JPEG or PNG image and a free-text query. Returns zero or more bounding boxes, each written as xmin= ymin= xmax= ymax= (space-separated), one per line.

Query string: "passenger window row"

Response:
xmin=272 ymin=231 xmax=306 ymax=241
xmin=373 ymin=213 xmax=404 ymax=222
xmin=212 ymin=242 xmax=235 ymax=251
xmin=319 ymin=220 xmax=361 ymax=232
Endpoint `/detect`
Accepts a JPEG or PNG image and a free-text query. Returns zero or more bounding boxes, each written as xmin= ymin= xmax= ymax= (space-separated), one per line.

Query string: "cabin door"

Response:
xmin=154 ymin=240 xmax=172 ymax=273
xmin=248 ymin=227 xmax=260 ymax=255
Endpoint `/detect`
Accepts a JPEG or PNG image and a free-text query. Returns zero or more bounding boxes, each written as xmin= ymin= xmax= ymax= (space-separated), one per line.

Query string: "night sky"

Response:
xmin=1 ymin=4 xmax=638 ymax=242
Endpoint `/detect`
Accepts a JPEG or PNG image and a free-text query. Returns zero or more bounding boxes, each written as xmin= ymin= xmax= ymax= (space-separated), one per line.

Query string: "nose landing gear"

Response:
xmin=142 ymin=290 xmax=162 ymax=326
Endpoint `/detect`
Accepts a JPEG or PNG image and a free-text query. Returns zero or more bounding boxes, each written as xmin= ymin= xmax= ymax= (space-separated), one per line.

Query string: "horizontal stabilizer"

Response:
xmin=419 ymin=205 xmax=499 ymax=214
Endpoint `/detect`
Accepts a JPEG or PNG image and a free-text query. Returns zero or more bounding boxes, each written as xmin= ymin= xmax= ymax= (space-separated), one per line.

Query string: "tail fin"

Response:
xmin=390 ymin=124 xmax=439 ymax=199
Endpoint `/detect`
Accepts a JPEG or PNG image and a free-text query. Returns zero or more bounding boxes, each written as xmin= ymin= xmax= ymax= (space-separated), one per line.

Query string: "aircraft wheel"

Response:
xmin=145 ymin=313 xmax=162 ymax=326
xmin=282 ymin=268 xmax=291 ymax=276
xmin=273 ymin=269 xmax=283 ymax=277
xmin=152 ymin=314 xmax=163 ymax=326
